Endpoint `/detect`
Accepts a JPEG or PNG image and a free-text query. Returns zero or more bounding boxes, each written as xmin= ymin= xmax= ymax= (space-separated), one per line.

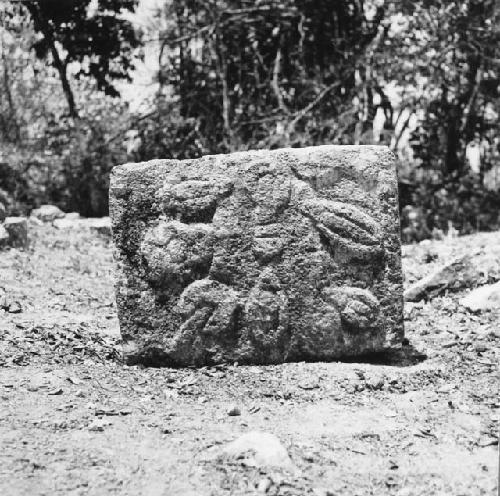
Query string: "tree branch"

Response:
xmin=460 ymin=60 xmax=483 ymax=135
xmin=271 ymin=41 xmax=288 ymax=113
xmin=29 ymin=4 xmax=78 ymax=118
xmin=287 ymin=81 xmax=341 ymax=131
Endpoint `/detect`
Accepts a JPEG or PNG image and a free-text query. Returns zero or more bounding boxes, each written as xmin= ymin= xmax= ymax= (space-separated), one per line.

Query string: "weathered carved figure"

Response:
xmin=110 ymin=146 xmax=404 ymax=366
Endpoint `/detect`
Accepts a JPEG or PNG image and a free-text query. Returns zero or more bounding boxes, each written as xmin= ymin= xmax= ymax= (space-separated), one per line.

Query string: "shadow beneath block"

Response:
xmin=121 ymin=342 xmax=428 ymax=369
xmin=340 ymin=343 xmax=427 ymax=367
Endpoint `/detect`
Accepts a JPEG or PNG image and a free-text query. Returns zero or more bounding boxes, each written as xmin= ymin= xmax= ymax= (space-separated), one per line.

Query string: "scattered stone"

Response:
xmin=298 ymin=380 xmax=320 ymax=390
xmin=476 ymin=436 xmax=498 ymax=448
xmin=66 ymin=376 xmax=83 ymax=385
xmin=31 ymin=204 xmax=65 ymax=222
xmin=257 ymin=478 xmax=272 ymax=493
xmin=88 ymin=419 xmax=105 ymax=432
xmin=28 ymin=216 xmax=43 ymax=227
xmin=422 ymin=250 xmax=438 ymax=263
xmin=65 ymin=212 xmax=80 ymax=220
xmin=459 ymin=282 xmax=500 ymax=312
xmin=312 ymin=488 xmax=335 ymax=496
xmin=26 ymin=373 xmax=51 ymax=392
xmin=413 ymin=427 xmax=436 ymax=438
xmin=0 ymin=290 xmax=8 ymax=309
xmin=0 ymin=201 xmax=6 ymax=222
xmin=7 ymin=301 xmax=22 ymax=314
xmin=95 ymin=407 xmax=122 ymax=416
xmin=365 ymin=374 xmax=385 ymax=390
xmin=474 ymin=344 xmax=488 ymax=353
xmin=302 ymin=451 xmax=316 ymax=462
xmin=222 ymin=431 xmax=295 ymax=471
xmin=53 ymin=217 xmax=80 ymax=230
xmin=227 ymin=404 xmax=241 ymax=416
xmin=404 ymin=255 xmax=474 ymax=302
xmin=436 ymin=384 xmax=454 ymax=394
xmin=0 ymin=224 xmax=9 ymax=247
xmin=110 ymin=145 xmax=405 ymax=366
xmin=87 ymin=217 xmax=112 ymax=236
xmin=3 ymin=217 xmax=28 ymax=248
xmin=385 ymin=475 xmax=399 ymax=487
xmin=47 ymin=388 xmax=63 ymax=396
xmin=353 ymin=380 xmax=366 ymax=392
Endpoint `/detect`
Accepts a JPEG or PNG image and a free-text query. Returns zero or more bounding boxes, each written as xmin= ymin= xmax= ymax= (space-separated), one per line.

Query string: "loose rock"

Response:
xmin=7 ymin=301 xmax=22 ymax=314
xmin=404 ymin=255 xmax=474 ymax=301
xmin=87 ymin=217 xmax=112 ymax=237
xmin=88 ymin=419 xmax=105 ymax=432
xmin=65 ymin=212 xmax=80 ymax=220
xmin=0 ymin=224 xmax=9 ymax=247
xmin=257 ymin=478 xmax=272 ymax=493
xmin=459 ymin=282 xmax=500 ymax=312
xmin=227 ymin=404 xmax=241 ymax=416
xmin=53 ymin=218 xmax=80 ymax=230
xmin=222 ymin=431 xmax=295 ymax=471
xmin=365 ymin=373 xmax=385 ymax=390
xmin=3 ymin=217 xmax=28 ymax=248
xmin=31 ymin=204 xmax=65 ymax=223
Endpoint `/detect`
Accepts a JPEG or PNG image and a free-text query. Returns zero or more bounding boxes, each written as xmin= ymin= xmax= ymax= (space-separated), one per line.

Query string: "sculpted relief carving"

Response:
xmin=110 ymin=146 xmax=404 ymax=366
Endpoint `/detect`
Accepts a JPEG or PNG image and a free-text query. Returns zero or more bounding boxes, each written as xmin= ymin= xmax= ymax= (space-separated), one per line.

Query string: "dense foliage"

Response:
xmin=0 ymin=1 xmax=137 ymax=214
xmin=21 ymin=0 xmax=141 ymax=117
xmin=139 ymin=0 xmax=390 ymax=154
xmin=0 ymin=0 xmax=499 ymax=235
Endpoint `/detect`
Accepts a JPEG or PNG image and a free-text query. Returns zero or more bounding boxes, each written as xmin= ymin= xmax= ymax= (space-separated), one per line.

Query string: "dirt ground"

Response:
xmin=0 ymin=222 xmax=498 ymax=496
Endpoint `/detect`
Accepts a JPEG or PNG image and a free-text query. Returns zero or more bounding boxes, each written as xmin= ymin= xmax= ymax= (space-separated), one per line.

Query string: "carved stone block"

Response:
xmin=110 ymin=145 xmax=404 ymax=366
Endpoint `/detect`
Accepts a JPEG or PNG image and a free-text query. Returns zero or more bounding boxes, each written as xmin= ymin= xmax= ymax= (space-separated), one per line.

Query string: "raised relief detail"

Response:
xmin=110 ymin=146 xmax=404 ymax=366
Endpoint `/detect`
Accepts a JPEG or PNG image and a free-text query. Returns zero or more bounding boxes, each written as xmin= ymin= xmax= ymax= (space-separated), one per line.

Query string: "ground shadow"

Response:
xmin=122 ymin=341 xmax=428 ymax=369
xmin=340 ymin=343 xmax=427 ymax=367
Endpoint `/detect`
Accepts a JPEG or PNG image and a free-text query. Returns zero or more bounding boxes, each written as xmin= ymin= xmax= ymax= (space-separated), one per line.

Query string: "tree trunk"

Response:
xmin=212 ymin=26 xmax=233 ymax=150
xmin=1 ymin=47 xmax=21 ymax=141
xmin=29 ymin=4 xmax=78 ymax=118
xmin=445 ymin=104 xmax=461 ymax=175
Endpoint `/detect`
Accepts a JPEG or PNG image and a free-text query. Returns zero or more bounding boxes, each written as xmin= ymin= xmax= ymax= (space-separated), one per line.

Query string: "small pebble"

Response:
xmin=366 ymin=375 xmax=384 ymax=390
xmin=303 ymin=451 xmax=315 ymax=462
xmin=257 ymin=477 xmax=272 ymax=493
xmin=7 ymin=301 xmax=22 ymax=314
xmin=48 ymin=388 xmax=63 ymax=396
xmin=227 ymin=405 xmax=241 ymax=416
xmin=312 ymin=488 xmax=334 ymax=496
xmin=88 ymin=420 xmax=105 ymax=432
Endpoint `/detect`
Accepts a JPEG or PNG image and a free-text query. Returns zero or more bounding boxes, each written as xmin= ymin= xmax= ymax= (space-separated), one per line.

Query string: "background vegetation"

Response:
xmin=1 ymin=0 xmax=499 ymax=240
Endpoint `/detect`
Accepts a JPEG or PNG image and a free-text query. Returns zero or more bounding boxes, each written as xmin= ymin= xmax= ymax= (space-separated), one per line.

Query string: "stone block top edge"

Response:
xmin=111 ymin=145 xmax=395 ymax=178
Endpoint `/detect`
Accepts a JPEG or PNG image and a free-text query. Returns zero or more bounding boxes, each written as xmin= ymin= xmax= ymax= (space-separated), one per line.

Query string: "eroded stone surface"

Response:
xmin=31 ymin=204 xmax=65 ymax=223
xmin=110 ymin=145 xmax=404 ymax=366
xmin=3 ymin=217 xmax=28 ymax=249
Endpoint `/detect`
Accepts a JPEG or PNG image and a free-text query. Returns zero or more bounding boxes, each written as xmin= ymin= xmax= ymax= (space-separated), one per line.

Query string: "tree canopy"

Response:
xmin=18 ymin=0 xmax=141 ymax=117
xmin=0 ymin=0 xmax=499 ymax=234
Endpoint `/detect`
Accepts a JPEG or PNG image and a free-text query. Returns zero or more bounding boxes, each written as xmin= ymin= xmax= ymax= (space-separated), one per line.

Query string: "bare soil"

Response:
xmin=0 ymin=223 xmax=498 ymax=496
